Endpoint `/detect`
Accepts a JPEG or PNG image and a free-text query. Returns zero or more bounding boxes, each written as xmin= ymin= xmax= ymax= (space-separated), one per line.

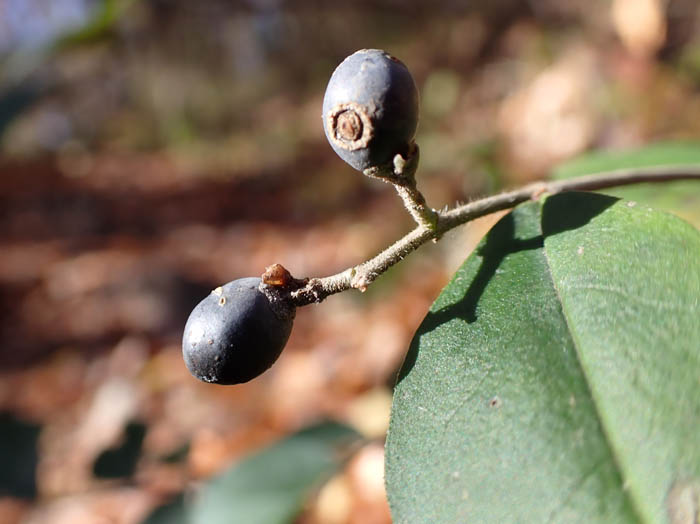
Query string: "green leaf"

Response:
xmin=190 ymin=421 xmax=362 ymax=524
xmin=386 ymin=192 xmax=700 ymax=523
xmin=552 ymin=141 xmax=700 ymax=226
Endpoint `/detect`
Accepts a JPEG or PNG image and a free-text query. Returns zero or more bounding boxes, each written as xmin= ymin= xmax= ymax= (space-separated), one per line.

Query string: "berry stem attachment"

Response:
xmin=363 ymin=144 xmax=439 ymax=230
xmin=283 ymin=165 xmax=700 ymax=307
xmin=394 ymin=182 xmax=438 ymax=230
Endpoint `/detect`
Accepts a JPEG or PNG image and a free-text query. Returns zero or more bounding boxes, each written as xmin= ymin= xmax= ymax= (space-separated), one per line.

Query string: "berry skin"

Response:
xmin=182 ymin=278 xmax=294 ymax=385
xmin=323 ymin=49 xmax=419 ymax=171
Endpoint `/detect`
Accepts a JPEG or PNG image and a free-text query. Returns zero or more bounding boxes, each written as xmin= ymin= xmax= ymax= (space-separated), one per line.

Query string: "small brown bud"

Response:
xmin=262 ymin=264 xmax=293 ymax=287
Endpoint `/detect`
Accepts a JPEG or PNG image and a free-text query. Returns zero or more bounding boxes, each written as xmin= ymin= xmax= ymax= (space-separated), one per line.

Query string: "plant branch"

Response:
xmin=362 ymin=144 xmax=439 ymax=229
xmin=286 ymin=165 xmax=700 ymax=306
xmin=393 ymin=182 xmax=438 ymax=230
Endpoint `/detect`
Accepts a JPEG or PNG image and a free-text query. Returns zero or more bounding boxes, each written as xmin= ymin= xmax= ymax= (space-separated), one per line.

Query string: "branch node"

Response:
xmin=282 ymin=165 xmax=700 ymax=308
xmin=351 ymin=273 xmax=369 ymax=292
xmin=364 ymin=144 xmax=440 ymax=230
xmin=529 ymin=182 xmax=549 ymax=200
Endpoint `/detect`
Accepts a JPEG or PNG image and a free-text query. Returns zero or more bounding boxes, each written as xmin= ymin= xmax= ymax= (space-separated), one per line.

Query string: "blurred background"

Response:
xmin=1 ymin=0 xmax=700 ymax=522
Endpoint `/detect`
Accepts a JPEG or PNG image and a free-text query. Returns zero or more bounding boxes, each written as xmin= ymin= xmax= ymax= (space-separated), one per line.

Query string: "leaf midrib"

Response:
xmin=539 ymin=210 xmax=645 ymax=524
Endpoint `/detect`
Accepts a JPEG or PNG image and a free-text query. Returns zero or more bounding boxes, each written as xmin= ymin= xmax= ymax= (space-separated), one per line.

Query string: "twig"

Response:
xmin=285 ymin=165 xmax=700 ymax=306
xmin=362 ymin=144 xmax=439 ymax=230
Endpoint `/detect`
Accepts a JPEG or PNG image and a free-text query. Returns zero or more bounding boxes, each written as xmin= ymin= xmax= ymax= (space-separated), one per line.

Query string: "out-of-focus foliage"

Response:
xmin=0 ymin=413 xmax=40 ymax=499
xmin=194 ymin=422 xmax=361 ymax=524
xmin=554 ymin=141 xmax=700 ymax=225
xmin=1 ymin=1 xmax=699 ymax=523
xmin=93 ymin=421 xmax=146 ymax=479
xmin=142 ymin=422 xmax=362 ymax=524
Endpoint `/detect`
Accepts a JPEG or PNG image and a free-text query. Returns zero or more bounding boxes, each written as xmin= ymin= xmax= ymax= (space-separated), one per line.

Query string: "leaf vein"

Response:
xmin=541 ymin=235 xmax=646 ymax=524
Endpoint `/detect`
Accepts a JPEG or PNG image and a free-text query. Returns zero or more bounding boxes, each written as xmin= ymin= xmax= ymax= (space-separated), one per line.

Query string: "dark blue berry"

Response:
xmin=182 ymin=278 xmax=294 ymax=385
xmin=323 ymin=49 xmax=419 ymax=171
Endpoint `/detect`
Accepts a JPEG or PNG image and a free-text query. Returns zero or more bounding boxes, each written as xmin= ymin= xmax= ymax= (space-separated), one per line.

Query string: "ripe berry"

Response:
xmin=323 ymin=49 xmax=419 ymax=171
xmin=182 ymin=278 xmax=294 ymax=385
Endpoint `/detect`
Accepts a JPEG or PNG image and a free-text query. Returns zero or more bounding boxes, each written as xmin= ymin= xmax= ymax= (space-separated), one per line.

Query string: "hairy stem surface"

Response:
xmin=287 ymin=166 xmax=700 ymax=306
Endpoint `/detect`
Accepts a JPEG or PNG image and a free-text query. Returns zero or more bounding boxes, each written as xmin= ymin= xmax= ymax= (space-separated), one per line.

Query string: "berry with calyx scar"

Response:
xmin=323 ymin=49 xmax=419 ymax=171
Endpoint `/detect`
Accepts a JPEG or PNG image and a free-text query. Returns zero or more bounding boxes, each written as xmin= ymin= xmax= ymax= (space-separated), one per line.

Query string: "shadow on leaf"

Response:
xmin=396 ymin=192 xmax=617 ymax=385
xmin=541 ymin=191 xmax=618 ymax=237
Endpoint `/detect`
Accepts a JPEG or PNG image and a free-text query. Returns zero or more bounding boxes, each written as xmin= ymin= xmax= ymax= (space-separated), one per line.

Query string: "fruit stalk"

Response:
xmin=287 ymin=165 xmax=700 ymax=306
